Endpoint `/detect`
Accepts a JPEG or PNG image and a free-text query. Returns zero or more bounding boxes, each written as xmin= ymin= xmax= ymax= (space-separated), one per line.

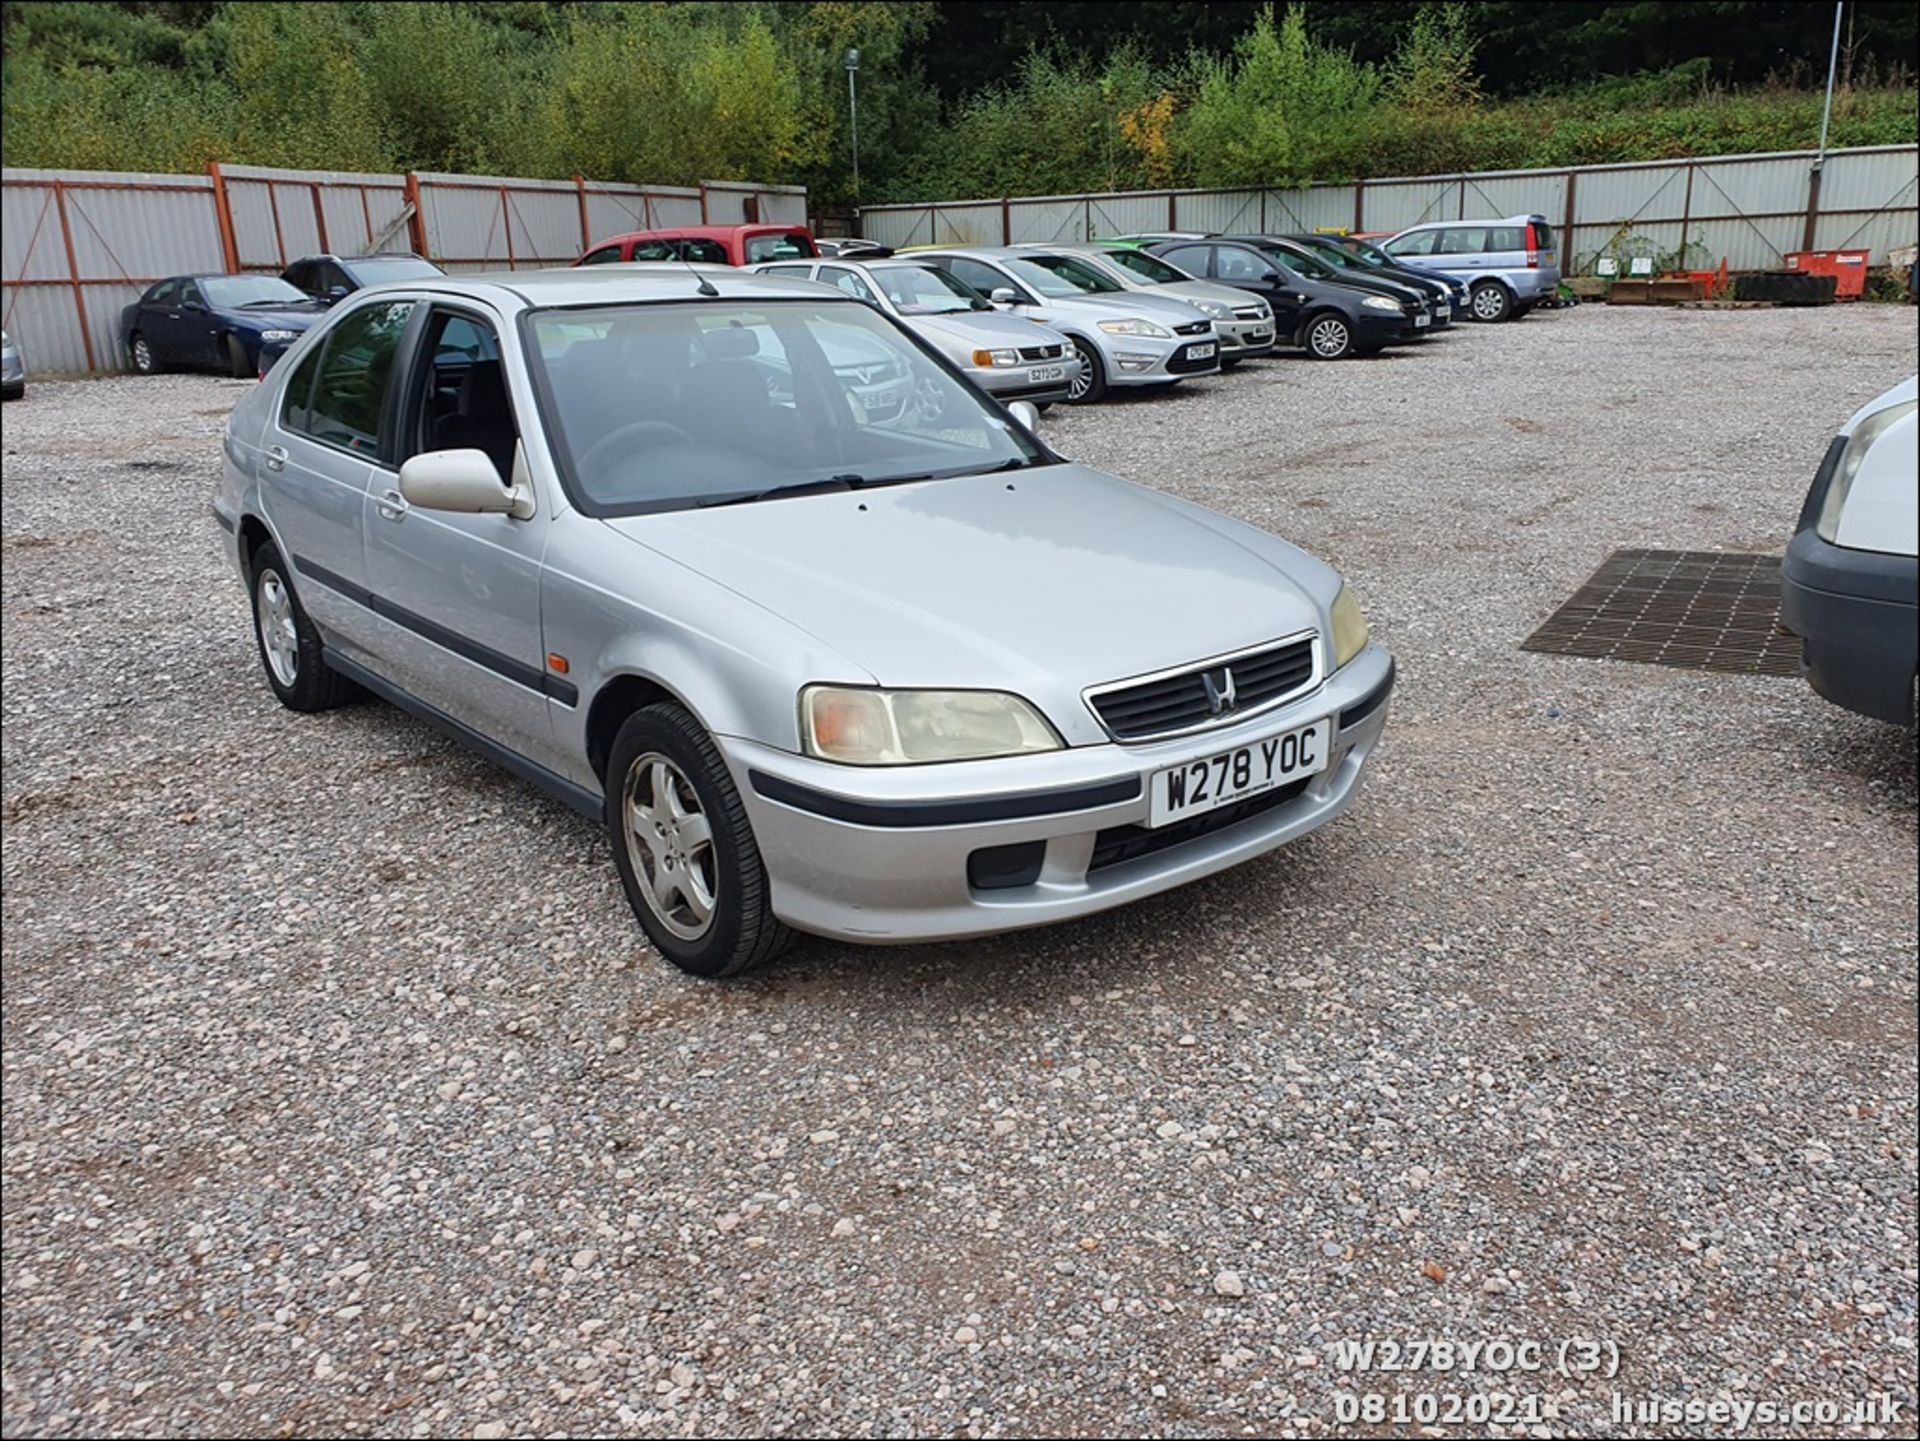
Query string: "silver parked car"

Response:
xmin=912 ymin=247 xmax=1220 ymax=403
xmin=1380 ymin=214 xmax=1562 ymax=322
xmin=752 ymin=257 xmax=1082 ymax=407
xmin=1018 ymin=243 xmax=1276 ymax=363
xmin=216 ymin=270 xmax=1394 ymax=977
xmin=1 ymin=329 xmax=24 ymax=401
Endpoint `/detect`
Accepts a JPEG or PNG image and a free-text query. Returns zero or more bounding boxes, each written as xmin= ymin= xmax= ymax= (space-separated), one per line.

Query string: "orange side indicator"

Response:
xmin=546 ymin=654 xmax=570 ymax=675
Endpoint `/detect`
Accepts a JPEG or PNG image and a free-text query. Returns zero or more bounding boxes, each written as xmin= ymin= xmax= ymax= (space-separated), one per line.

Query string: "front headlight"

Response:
xmin=1817 ymin=399 xmax=1917 ymax=542
xmin=971 ymin=348 xmax=1020 ymax=368
xmin=801 ymin=686 xmax=1063 ymax=765
xmin=1360 ymin=296 xmax=1400 ymax=312
xmin=1195 ymin=300 xmax=1231 ymax=319
xmin=259 ymin=329 xmax=299 ymax=342
xmin=1098 ymin=318 xmax=1172 ymax=338
xmin=1330 ymin=585 xmax=1370 ymax=668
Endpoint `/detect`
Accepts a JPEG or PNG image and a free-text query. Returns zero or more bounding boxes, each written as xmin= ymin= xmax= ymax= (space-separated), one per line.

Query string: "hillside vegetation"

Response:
xmin=1 ymin=1 xmax=1912 ymax=204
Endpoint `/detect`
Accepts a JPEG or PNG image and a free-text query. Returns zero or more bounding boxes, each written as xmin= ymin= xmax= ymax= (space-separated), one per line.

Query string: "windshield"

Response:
xmin=1348 ymin=239 xmax=1391 ymax=266
xmin=203 ymin=275 xmax=308 ymax=308
xmin=744 ymin=232 xmax=817 ymax=263
xmin=1303 ymin=241 xmax=1360 ymax=270
xmin=1103 ymin=248 xmax=1188 ymax=284
xmin=528 ymin=300 xmax=1045 ymax=516
xmin=872 ymin=265 xmax=987 ymax=314
xmin=1259 ymin=244 xmax=1336 ymax=281
xmin=350 ymin=256 xmax=443 ymax=280
xmin=1003 ymin=255 xmax=1125 ymax=297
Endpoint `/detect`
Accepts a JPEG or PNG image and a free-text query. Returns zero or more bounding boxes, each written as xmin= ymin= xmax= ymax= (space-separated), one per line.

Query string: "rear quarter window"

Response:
xmin=1486 ymin=227 xmax=1526 ymax=253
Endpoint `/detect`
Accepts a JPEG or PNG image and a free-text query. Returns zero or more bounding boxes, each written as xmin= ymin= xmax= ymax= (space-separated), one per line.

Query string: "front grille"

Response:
xmin=1232 ymin=305 xmax=1268 ymax=321
xmin=1088 ymin=778 xmax=1311 ymax=874
xmin=1017 ymin=344 xmax=1064 ymax=361
xmin=1088 ymin=636 xmax=1317 ymax=741
xmin=1172 ymin=320 xmax=1212 ymax=336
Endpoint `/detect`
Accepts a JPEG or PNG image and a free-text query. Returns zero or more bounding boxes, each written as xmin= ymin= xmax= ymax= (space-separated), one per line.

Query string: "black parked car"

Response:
xmin=280 ymin=252 xmax=444 ymax=306
xmin=1281 ymin=233 xmax=1468 ymax=325
xmin=1144 ymin=235 xmax=1424 ymax=359
xmin=120 ymin=275 xmax=325 ymax=378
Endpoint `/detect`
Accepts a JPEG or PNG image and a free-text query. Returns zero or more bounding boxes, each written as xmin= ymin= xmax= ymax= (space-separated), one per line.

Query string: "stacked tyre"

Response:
xmin=1733 ymin=272 xmax=1837 ymax=306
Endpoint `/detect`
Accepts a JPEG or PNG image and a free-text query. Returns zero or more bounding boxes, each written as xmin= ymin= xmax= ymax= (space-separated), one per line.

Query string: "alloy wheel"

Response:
xmin=1472 ymin=286 xmax=1508 ymax=321
xmin=1309 ymin=318 xmax=1349 ymax=358
xmin=1067 ymin=344 xmax=1095 ymax=401
xmin=256 ymin=569 xmax=300 ymax=687
xmin=622 ymin=752 xmax=718 ymax=942
xmin=132 ymin=336 xmax=155 ymax=373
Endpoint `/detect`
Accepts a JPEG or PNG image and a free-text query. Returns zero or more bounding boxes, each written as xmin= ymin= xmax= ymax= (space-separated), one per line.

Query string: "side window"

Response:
xmin=946 ymin=257 xmax=1008 ymax=297
xmin=822 ymin=266 xmax=878 ymax=303
xmin=1438 ymin=228 xmax=1489 ymax=255
xmin=579 ymin=245 xmax=624 ymax=266
xmin=410 ymin=309 xmax=516 ymax=478
xmin=1486 ymin=226 xmax=1525 ymax=253
xmin=178 ymin=279 xmax=207 ymax=309
xmin=1385 ymin=229 xmax=1438 ymax=257
xmin=682 ymin=239 xmax=729 ymax=264
xmin=630 ymin=241 xmax=677 ymax=261
xmin=296 ymin=300 xmax=416 ymax=455
xmin=146 ymin=280 xmax=179 ymax=308
xmin=280 ymin=344 xmax=324 ymax=432
xmin=1215 ymin=246 xmax=1269 ymax=282
xmin=1161 ymin=245 xmax=1213 ymax=277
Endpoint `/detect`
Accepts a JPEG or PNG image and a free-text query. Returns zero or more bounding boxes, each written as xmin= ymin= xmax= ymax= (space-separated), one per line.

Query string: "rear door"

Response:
xmin=1435 ymin=226 xmax=1491 ymax=284
xmin=260 ymin=298 xmax=417 ymax=656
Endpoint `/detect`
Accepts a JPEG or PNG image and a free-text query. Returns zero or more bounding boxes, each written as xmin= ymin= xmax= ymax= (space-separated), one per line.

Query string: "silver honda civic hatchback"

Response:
xmin=215 ymin=270 xmax=1394 ymax=978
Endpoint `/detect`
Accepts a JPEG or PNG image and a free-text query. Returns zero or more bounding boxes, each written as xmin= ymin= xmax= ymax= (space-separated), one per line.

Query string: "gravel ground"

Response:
xmin=2 ymin=304 xmax=1915 ymax=1440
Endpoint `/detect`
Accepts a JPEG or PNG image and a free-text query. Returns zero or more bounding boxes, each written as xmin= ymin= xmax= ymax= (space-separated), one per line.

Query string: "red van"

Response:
xmin=575 ymin=225 xmax=817 ymax=268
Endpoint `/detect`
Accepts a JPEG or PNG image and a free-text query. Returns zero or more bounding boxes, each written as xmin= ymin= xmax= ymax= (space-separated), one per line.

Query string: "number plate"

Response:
xmin=1147 ymin=719 xmax=1328 ymax=828
xmin=858 ymin=387 xmax=899 ymax=411
xmin=1413 ymin=312 xmax=1431 ymax=327
xmin=1186 ymin=342 xmax=1217 ymax=360
xmin=1027 ymin=364 xmax=1065 ymax=383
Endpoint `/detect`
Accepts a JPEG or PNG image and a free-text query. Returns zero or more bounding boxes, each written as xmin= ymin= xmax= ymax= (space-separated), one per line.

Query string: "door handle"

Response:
xmin=263 ymin=445 xmax=287 ymax=473
xmin=376 ymin=488 xmax=409 ymax=522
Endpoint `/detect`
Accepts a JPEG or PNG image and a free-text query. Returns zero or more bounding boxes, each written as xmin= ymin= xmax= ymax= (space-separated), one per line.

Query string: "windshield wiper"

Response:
xmin=696 ymin=476 xmax=858 ymax=509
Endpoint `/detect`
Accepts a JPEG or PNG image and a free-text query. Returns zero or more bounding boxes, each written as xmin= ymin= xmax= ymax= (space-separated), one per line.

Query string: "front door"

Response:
xmin=360 ymin=304 xmax=558 ymax=769
xmin=174 ymin=279 xmax=224 ymax=368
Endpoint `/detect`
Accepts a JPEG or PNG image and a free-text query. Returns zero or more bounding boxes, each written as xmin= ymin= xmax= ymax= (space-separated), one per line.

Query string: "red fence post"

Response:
xmin=1561 ymin=171 xmax=1577 ymax=273
xmin=51 ymin=179 xmax=98 ymax=371
xmin=1167 ymin=192 xmax=1176 ymax=229
xmin=207 ymin=161 xmax=241 ymax=273
xmin=698 ymin=182 xmax=709 ymax=224
xmin=265 ymin=182 xmax=287 ymax=267
xmin=574 ymin=174 xmax=591 ymax=252
xmin=404 ymin=173 xmax=429 ymax=258
xmin=310 ymin=182 xmax=329 ymax=253
xmin=1002 ymin=196 xmax=1011 ymax=245
xmin=1802 ymin=166 xmax=1823 ymax=252
xmin=499 ymin=185 xmax=515 ymax=268
xmin=1353 ymin=180 xmax=1365 ymax=233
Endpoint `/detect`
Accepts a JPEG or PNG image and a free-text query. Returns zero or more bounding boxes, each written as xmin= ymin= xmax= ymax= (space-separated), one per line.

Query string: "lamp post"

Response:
xmin=845 ymin=47 xmax=861 ymax=198
xmin=1804 ymin=1 xmax=1843 ymax=249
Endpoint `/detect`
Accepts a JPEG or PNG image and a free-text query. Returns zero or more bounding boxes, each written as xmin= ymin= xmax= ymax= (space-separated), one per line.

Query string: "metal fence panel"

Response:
xmin=1361 ymin=180 xmax=1459 ymax=233
xmin=1813 ymin=207 xmax=1914 ymax=262
xmin=1007 ymin=200 xmax=1080 ymax=244
xmin=583 ymin=186 xmax=704 ymax=242
xmin=1262 ymin=185 xmax=1356 ymax=235
xmin=1690 ymin=215 xmax=1799 ymax=271
xmin=1173 ymin=190 xmax=1262 ymax=235
xmin=1464 ymin=172 xmax=1569 ymax=224
xmin=1817 ymin=146 xmax=1919 ymax=213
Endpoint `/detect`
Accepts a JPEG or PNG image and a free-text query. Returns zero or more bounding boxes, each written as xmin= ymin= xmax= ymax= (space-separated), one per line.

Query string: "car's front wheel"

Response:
xmin=225 ymin=334 xmax=254 ymax=379
xmin=1066 ymin=339 xmax=1107 ymax=404
xmin=1470 ymin=282 xmax=1513 ymax=322
xmin=1304 ymin=313 xmax=1353 ymax=360
xmin=606 ymin=703 xmax=792 ymax=979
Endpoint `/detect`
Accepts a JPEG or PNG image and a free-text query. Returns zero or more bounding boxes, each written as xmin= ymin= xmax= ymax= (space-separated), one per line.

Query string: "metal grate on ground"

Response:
xmin=1521 ymin=549 xmax=1803 ymax=677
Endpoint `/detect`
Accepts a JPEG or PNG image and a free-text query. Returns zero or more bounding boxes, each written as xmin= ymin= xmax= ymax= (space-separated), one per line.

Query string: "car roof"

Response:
xmin=346 ymin=266 xmax=852 ymax=311
xmin=593 ymin=224 xmax=811 ymax=245
xmin=1400 ymin=214 xmax=1547 ymax=229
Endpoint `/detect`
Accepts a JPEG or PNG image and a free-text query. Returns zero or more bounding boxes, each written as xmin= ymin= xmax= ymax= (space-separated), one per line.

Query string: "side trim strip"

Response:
xmin=748 ymin=770 xmax=1142 ymax=829
xmin=324 ymin=652 xmax=603 ymax=820
xmin=293 ymin=553 xmax=579 ymax=707
xmin=212 ymin=508 xmax=237 ymax=534
xmin=1339 ymin=659 xmax=1396 ymax=730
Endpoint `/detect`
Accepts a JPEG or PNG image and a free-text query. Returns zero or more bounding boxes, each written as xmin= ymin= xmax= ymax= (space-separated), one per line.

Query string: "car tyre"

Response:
xmin=226 ymin=334 xmax=254 ymax=379
xmin=1303 ymin=313 xmax=1353 ymax=360
xmin=1470 ymin=282 xmax=1513 ymax=322
xmin=1066 ymin=339 xmax=1107 ymax=404
xmin=607 ymin=703 xmax=793 ymax=979
xmin=249 ymin=542 xmax=354 ymax=712
xmin=130 ymin=332 xmax=162 ymax=374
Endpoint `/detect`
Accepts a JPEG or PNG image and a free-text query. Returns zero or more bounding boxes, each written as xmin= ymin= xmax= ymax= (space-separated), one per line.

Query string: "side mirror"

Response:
xmin=1006 ymin=399 xmax=1041 ymax=432
xmin=1260 ymin=270 xmax=1281 ymax=285
xmin=989 ymin=287 xmax=1022 ymax=307
xmin=182 ymin=298 xmax=206 ymax=312
xmin=399 ymin=448 xmax=535 ymax=520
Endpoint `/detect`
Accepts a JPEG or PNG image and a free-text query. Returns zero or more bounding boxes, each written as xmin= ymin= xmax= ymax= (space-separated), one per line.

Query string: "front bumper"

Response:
xmin=1102 ymin=333 xmax=1221 ymax=387
xmin=1779 ymin=526 xmax=1918 ymax=726
xmin=1216 ymin=317 xmax=1276 ymax=356
xmin=1352 ymin=311 xmax=1416 ymax=348
xmin=719 ymin=645 xmax=1395 ymax=942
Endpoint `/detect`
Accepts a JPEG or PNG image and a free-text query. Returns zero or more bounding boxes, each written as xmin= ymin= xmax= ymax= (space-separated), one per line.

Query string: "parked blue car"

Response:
xmin=121 ymin=274 xmax=326 ymax=378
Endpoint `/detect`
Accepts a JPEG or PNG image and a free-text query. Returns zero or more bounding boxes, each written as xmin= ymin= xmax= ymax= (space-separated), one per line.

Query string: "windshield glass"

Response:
xmin=871 ymin=265 xmax=986 ymax=314
xmin=1348 ymin=239 xmax=1391 ymax=266
xmin=1259 ymin=244 xmax=1335 ymax=281
xmin=350 ymin=256 xmax=443 ymax=280
xmin=1103 ymin=248 xmax=1187 ymax=284
xmin=1303 ymin=242 xmax=1360 ymax=270
xmin=529 ymin=300 xmax=1045 ymax=515
xmin=203 ymin=275 xmax=308 ymax=308
xmin=745 ymin=232 xmax=816 ymax=263
xmin=1003 ymin=255 xmax=1125 ymax=297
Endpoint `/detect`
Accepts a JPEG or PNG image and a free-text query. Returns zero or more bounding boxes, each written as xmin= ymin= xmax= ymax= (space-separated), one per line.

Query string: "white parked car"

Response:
xmin=1779 ymin=375 xmax=1918 ymax=726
